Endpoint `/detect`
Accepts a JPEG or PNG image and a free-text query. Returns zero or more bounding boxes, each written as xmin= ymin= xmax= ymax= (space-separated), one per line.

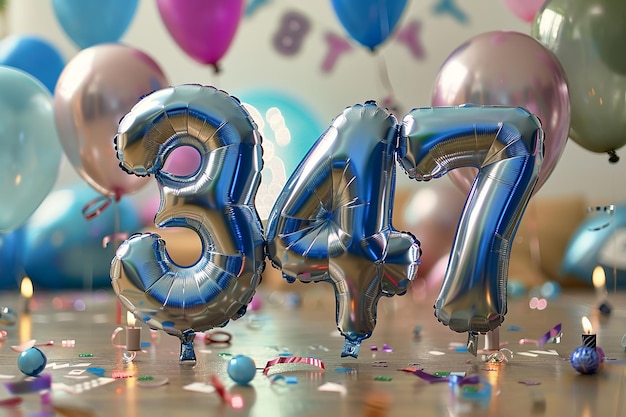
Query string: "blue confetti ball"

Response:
xmin=570 ymin=346 xmax=600 ymax=375
xmin=227 ymin=355 xmax=256 ymax=385
xmin=18 ymin=347 xmax=47 ymax=376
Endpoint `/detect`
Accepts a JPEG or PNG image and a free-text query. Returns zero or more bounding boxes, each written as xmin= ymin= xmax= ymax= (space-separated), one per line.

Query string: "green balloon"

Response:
xmin=532 ymin=0 xmax=626 ymax=157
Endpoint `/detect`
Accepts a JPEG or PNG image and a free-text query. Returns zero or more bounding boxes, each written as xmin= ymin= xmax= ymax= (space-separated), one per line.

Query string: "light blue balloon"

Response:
xmin=0 ymin=35 xmax=66 ymax=94
xmin=52 ymin=0 xmax=139 ymax=49
xmin=330 ymin=0 xmax=408 ymax=50
xmin=20 ymin=183 xmax=142 ymax=290
xmin=0 ymin=66 xmax=62 ymax=233
xmin=235 ymin=89 xmax=323 ymax=176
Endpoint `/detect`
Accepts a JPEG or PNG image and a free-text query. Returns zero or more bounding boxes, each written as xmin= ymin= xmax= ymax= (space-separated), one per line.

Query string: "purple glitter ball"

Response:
xmin=570 ymin=346 xmax=600 ymax=374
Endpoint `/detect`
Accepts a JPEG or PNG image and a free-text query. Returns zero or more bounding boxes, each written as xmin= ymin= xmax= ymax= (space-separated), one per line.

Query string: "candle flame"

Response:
xmin=20 ymin=277 xmax=33 ymax=299
xmin=592 ymin=265 xmax=606 ymax=288
xmin=126 ymin=311 xmax=136 ymax=327
xmin=581 ymin=316 xmax=593 ymax=334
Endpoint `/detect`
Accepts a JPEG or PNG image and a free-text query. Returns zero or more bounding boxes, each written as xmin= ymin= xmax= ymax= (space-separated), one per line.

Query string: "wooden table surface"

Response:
xmin=0 ymin=285 xmax=623 ymax=417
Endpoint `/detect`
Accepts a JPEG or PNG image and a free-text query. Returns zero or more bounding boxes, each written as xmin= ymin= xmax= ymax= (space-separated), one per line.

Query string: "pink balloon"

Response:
xmin=502 ymin=0 xmax=546 ymax=23
xmin=156 ymin=0 xmax=244 ymax=70
xmin=54 ymin=44 xmax=170 ymax=199
xmin=432 ymin=31 xmax=570 ymax=196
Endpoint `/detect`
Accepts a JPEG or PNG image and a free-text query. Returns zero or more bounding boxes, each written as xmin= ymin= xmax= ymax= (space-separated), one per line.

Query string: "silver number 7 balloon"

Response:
xmin=398 ymin=105 xmax=543 ymax=349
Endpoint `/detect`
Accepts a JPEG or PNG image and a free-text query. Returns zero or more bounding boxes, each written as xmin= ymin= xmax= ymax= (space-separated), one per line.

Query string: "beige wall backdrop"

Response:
xmin=3 ymin=0 xmax=624 ymax=207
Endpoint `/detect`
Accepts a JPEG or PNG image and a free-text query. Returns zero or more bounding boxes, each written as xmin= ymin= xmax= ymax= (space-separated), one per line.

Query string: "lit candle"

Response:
xmin=592 ymin=265 xmax=612 ymax=315
xmin=126 ymin=311 xmax=141 ymax=351
xmin=581 ymin=316 xmax=596 ymax=349
xmin=20 ymin=277 xmax=33 ymax=314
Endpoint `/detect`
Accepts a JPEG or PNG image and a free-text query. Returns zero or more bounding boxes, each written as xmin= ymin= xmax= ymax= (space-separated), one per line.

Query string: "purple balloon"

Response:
xmin=156 ymin=0 xmax=244 ymax=70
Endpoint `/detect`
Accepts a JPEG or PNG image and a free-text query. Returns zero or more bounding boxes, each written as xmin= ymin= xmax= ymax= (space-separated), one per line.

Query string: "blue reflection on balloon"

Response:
xmin=52 ymin=0 xmax=139 ymax=49
xmin=0 ymin=35 xmax=66 ymax=94
xmin=236 ymin=89 xmax=323 ymax=219
xmin=20 ymin=183 xmax=141 ymax=289
xmin=330 ymin=0 xmax=408 ymax=50
xmin=561 ymin=203 xmax=626 ymax=289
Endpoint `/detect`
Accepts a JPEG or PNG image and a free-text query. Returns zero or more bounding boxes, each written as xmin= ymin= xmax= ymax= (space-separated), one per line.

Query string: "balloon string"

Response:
xmin=376 ymin=53 xmax=396 ymax=101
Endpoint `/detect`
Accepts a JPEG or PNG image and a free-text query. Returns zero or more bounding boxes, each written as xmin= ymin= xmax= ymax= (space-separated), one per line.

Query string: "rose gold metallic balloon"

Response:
xmin=432 ymin=31 xmax=570 ymax=196
xmin=54 ymin=44 xmax=169 ymax=198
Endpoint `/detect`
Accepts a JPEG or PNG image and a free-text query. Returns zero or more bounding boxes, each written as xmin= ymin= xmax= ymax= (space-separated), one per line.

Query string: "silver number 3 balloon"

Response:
xmin=111 ymin=85 xmax=265 ymax=365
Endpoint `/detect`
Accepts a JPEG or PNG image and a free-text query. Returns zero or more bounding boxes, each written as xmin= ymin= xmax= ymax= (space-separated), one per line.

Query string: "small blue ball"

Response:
xmin=18 ymin=347 xmax=47 ymax=376
xmin=227 ymin=355 xmax=256 ymax=385
xmin=570 ymin=346 xmax=600 ymax=375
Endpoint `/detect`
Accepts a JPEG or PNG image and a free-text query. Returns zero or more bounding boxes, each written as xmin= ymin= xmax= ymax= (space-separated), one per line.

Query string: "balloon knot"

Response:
xmin=608 ymin=150 xmax=619 ymax=163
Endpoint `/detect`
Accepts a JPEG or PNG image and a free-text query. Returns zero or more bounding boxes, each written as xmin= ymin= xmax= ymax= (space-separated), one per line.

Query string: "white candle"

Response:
xmin=126 ymin=312 xmax=141 ymax=351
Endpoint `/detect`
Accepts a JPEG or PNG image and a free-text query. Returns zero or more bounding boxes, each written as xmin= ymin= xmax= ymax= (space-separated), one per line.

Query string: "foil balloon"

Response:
xmin=0 ymin=66 xmax=62 ymax=233
xmin=398 ymin=105 xmax=543 ymax=349
xmin=266 ymin=101 xmax=421 ymax=358
xmin=54 ymin=44 xmax=169 ymax=199
xmin=330 ymin=0 xmax=408 ymax=51
xmin=533 ymin=0 xmax=626 ymax=159
xmin=432 ymin=31 xmax=569 ymax=196
xmin=156 ymin=0 xmax=244 ymax=71
xmin=111 ymin=84 xmax=265 ymax=365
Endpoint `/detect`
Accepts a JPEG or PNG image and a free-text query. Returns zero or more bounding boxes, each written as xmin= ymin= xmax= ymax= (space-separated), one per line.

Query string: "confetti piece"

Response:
xmin=428 ymin=351 xmax=446 ymax=356
xmin=137 ymin=376 xmax=169 ymax=387
xmin=381 ymin=344 xmax=393 ymax=353
xmin=0 ymin=397 xmax=23 ymax=407
xmin=4 ymin=373 xmax=52 ymax=394
xmin=45 ymin=363 xmax=70 ymax=370
xmin=263 ymin=357 xmax=325 ymax=376
xmin=370 ymin=345 xmax=378 ymax=351
xmin=317 ymin=382 xmax=347 ymax=396
xmin=507 ymin=325 xmax=523 ymax=332
xmin=517 ymin=352 xmax=539 ymax=358
xmin=61 ymin=340 xmax=76 ymax=347
xmin=111 ymin=370 xmax=134 ymax=379
xmin=518 ymin=380 xmax=541 ymax=386
xmin=528 ymin=350 xmax=559 ymax=356
xmin=374 ymin=376 xmax=392 ymax=381
xmin=372 ymin=361 xmax=388 ymax=367
xmin=11 ymin=340 xmax=36 ymax=352
xmin=269 ymin=375 xmax=298 ymax=384
xmin=183 ymin=382 xmax=216 ymax=394
xmin=538 ymin=323 xmax=562 ymax=347
xmin=86 ymin=367 xmax=105 ymax=377
xmin=335 ymin=367 xmax=355 ymax=373
xmin=218 ymin=353 xmax=233 ymax=359
xmin=78 ymin=353 xmax=93 ymax=357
